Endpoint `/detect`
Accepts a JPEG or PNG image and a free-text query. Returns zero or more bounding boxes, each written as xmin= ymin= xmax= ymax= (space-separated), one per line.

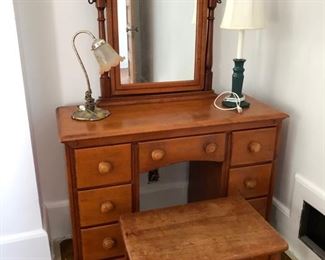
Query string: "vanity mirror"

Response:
xmin=90 ymin=0 xmax=220 ymax=103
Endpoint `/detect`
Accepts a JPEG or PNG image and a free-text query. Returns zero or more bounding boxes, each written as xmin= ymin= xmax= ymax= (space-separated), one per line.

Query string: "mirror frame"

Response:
xmin=91 ymin=0 xmax=220 ymax=104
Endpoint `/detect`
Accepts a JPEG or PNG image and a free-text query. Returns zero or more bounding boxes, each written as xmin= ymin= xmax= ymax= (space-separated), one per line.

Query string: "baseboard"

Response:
xmin=141 ymin=181 xmax=188 ymax=211
xmin=0 ymin=229 xmax=51 ymax=259
xmin=271 ymin=197 xmax=298 ymax=259
xmin=272 ymin=197 xmax=291 ymax=218
xmin=43 ymin=200 xmax=71 ymax=242
xmin=141 ymin=181 xmax=188 ymax=194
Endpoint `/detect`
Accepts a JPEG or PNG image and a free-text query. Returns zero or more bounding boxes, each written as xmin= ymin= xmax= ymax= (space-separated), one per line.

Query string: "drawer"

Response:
xmin=252 ymin=256 xmax=269 ymax=260
xmin=75 ymin=144 xmax=131 ymax=189
xmin=81 ymin=223 xmax=125 ymax=260
xmin=248 ymin=197 xmax=268 ymax=218
xmin=138 ymin=134 xmax=226 ymax=173
xmin=78 ymin=184 xmax=132 ymax=227
xmin=228 ymin=164 xmax=272 ymax=199
xmin=231 ymin=128 xmax=276 ymax=166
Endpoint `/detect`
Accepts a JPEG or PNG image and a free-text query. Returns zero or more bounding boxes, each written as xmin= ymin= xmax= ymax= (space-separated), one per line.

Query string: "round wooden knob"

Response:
xmin=248 ymin=142 xmax=262 ymax=153
xmin=151 ymin=149 xmax=165 ymax=161
xmin=205 ymin=143 xmax=217 ymax=154
xmin=98 ymin=161 xmax=112 ymax=175
xmin=100 ymin=201 xmax=114 ymax=213
xmin=102 ymin=237 xmax=115 ymax=250
xmin=244 ymin=178 xmax=257 ymax=189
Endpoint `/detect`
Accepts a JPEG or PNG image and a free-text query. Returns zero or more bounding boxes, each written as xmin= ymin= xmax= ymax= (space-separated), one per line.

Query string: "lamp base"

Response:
xmin=222 ymin=99 xmax=250 ymax=109
xmin=223 ymin=58 xmax=250 ymax=109
xmin=72 ymin=105 xmax=110 ymax=121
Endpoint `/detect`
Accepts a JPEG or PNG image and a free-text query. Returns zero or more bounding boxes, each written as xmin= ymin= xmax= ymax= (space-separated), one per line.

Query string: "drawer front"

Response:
xmin=231 ymin=128 xmax=276 ymax=166
xmin=252 ymin=256 xmax=269 ymax=260
xmin=228 ymin=164 xmax=272 ymax=199
xmin=78 ymin=184 xmax=132 ymax=227
xmin=75 ymin=144 xmax=131 ymax=189
xmin=248 ymin=197 xmax=268 ymax=218
xmin=138 ymin=134 xmax=226 ymax=173
xmin=81 ymin=223 xmax=125 ymax=260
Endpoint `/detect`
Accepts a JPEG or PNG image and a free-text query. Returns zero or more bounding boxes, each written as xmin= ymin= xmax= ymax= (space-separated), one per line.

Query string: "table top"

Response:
xmin=120 ymin=197 xmax=288 ymax=260
xmin=56 ymin=96 xmax=287 ymax=146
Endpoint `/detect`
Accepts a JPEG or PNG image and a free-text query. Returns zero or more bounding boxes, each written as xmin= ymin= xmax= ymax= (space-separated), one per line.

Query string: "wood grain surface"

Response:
xmin=75 ymin=144 xmax=131 ymax=189
xmin=138 ymin=133 xmax=226 ymax=172
xmin=248 ymin=197 xmax=268 ymax=218
xmin=78 ymin=184 xmax=132 ymax=227
xmin=120 ymin=197 xmax=288 ymax=260
xmin=231 ymin=128 xmax=277 ymax=166
xmin=228 ymin=164 xmax=272 ymax=199
xmin=57 ymin=96 xmax=288 ymax=147
xmin=81 ymin=223 xmax=125 ymax=259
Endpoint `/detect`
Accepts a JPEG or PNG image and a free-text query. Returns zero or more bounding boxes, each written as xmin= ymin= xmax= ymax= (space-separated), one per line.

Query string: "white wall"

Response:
xmin=213 ymin=1 xmax=325 ymax=258
xmin=0 ymin=1 xmax=50 ymax=258
xmin=13 ymin=0 xmax=99 ymax=241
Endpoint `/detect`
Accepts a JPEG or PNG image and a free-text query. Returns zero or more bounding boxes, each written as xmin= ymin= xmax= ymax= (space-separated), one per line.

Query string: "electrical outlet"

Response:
xmin=148 ymin=169 xmax=159 ymax=184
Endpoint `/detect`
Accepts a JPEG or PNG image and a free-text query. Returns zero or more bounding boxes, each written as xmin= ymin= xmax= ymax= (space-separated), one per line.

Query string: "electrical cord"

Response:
xmin=213 ymin=91 xmax=243 ymax=114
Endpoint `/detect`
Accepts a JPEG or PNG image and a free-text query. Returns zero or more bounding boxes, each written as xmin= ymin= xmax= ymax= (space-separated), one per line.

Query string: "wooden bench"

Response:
xmin=120 ymin=197 xmax=288 ymax=260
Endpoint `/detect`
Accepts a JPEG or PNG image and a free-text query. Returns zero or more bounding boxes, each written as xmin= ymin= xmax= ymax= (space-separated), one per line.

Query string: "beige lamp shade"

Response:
xmin=92 ymin=39 xmax=125 ymax=75
xmin=220 ymin=0 xmax=265 ymax=30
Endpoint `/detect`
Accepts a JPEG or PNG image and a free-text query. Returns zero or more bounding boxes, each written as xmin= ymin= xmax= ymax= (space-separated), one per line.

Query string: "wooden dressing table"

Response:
xmin=57 ymin=96 xmax=287 ymax=259
xmin=56 ymin=1 xmax=288 ymax=259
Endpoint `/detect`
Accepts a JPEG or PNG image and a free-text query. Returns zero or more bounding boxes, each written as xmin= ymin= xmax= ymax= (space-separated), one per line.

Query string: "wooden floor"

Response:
xmin=59 ymin=239 xmax=291 ymax=260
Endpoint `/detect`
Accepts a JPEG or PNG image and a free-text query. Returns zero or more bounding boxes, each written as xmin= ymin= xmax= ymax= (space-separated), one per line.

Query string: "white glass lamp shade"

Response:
xmin=220 ymin=0 xmax=265 ymax=30
xmin=92 ymin=39 xmax=124 ymax=75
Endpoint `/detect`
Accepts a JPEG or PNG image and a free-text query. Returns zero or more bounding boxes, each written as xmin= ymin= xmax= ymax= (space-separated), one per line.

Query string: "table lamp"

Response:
xmin=72 ymin=30 xmax=124 ymax=121
xmin=220 ymin=0 xmax=265 ymax=108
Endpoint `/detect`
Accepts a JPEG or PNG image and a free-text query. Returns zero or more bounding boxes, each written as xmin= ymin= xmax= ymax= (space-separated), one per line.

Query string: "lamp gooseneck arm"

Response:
xmin=72 ymin=30 xmax=97 ymax=92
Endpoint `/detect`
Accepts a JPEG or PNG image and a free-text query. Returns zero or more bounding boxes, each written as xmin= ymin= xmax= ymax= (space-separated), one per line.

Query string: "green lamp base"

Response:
xmin=222 ymin=58 xmax=250 ymax=110
xmin=222 ymin=100 xmax=250 ymax=109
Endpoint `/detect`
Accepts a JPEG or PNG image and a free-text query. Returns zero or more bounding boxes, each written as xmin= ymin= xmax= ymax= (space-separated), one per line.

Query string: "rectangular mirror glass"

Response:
xmin=117 ymin=0 xmax=197 ymax=84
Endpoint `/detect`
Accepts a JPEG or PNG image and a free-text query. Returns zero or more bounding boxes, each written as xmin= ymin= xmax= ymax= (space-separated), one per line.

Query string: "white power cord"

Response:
xmin=213 ymin=91 xmax=243 ymax=114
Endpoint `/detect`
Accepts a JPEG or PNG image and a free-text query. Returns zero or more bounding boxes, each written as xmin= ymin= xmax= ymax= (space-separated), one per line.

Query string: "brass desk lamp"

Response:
xmin=72 ymin=30 xmax=123 ymax=121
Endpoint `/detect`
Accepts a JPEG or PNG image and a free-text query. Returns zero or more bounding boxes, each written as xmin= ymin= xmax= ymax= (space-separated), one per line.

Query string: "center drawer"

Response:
xmin=138 ymin=134 xmax=226 ymax=173
xmin=78 ymin=184 xmax=132 ymax=227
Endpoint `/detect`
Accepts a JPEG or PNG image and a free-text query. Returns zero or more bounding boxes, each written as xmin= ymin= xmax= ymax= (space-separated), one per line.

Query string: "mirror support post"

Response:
xmin=204 ymin=0 xmax=221 ymax=91
xmin=89 ymin=0 xmax=112 ymax=99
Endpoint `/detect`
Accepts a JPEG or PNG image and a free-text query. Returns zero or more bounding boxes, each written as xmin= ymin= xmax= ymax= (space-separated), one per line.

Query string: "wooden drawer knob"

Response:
xmin=100 ymin=201 xmax=114 ymax=213
xmin=151 ymin=149 xmax=165 ymax=161
xmin=244 ymin=178 xmax=257 ymax=189
xmin=98 ymin=161 xmax=112 ymax=175
xmin=248 ymin=142 xmax=262 ymax=153
xmin=205 ymin=143 xmax=217 ymax=154
xmin=102 ymin=237 xmax=115 ymax=250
